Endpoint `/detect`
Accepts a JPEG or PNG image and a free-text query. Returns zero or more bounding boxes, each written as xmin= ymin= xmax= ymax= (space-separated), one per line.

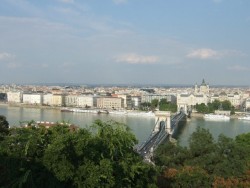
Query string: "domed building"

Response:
xmin=177 ymin=79 xmax=209 ymax=113
xmin=194 ymin=79 xmax=209 ymax=95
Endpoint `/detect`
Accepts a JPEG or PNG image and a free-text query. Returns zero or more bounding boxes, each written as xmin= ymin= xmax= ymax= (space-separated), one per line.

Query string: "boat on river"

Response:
xmin=238 ymin=116 xmax=250 ymax=121
xmin=204 ymin=114 xmax=230 ymax=121
xmin=127 ymin=111 xmax=155 ymax=117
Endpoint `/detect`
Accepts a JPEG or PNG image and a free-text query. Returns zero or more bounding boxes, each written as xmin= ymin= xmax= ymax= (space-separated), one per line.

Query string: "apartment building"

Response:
xmin=210 ymin=92 xmax=242 ymax=108
xmin=141 ymin=94 xmax=176 ymax=103
xmin=77 ymin=95 xmax=95 ymax=108
xmin=51 ymin=94 xmax=65 ymax=106
xmin=23 ymin=93 xmax=43 ymax=105
xmin=131 ymin=96 xmax=141 ymax=108
xmin=43 ymin=93 xmax=53 ymax=106
xmin=96 ymin=97 xmax=124 ymax=109
xmin=7 ymin=91 xmax=22 ymax=103
xmin=65 ymin=95 xmax=78 ymax=107
xmin=112 ymin=94 xmax=132 ymax=109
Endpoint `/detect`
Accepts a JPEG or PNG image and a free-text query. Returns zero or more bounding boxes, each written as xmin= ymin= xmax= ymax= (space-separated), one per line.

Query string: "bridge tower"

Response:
xmin=154 ymin=111 xmax=171 ymax=134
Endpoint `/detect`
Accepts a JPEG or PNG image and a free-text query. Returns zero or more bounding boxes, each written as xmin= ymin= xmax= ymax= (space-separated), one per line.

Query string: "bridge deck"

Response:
xmin=137 ymin=112 xmax=186 ymax=158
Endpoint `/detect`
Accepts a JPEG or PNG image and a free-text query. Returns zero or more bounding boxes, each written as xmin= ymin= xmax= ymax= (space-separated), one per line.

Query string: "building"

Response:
xmin=96 ymin=97 xmax=124 ymax=109
xmin=245 ymin=98 xmax=250 ymax=111
xmin=51 ymin=94 xmax=65 ymax=106
xmin=65 ymin=95 xmax=78 ymax=107
xmin=177 ymin=93 xmax=208 ymax=112
xmin=112 ymin=94 xmax=132 ymax=109
xmin=7 ymin=91 xmax=22 ymax=103
xmin=0 ymin=93 xmax=7 ymax=101
xmin=23 ymin=93 xmax=43 ymax=105
xmin=77 ymin=95 xmax=95 ymax=108
xmin=43 ymin=93 xmax=53 ymax=106
xmin=210 ymin=92 xmax=242 ymax=108
xmin=194 ymin=79 xmax=209 ymax=95
xmin=141 ymin=94 xmax=176 ymax=103
xmin=131 ymin=96 xmax=141 ymax=109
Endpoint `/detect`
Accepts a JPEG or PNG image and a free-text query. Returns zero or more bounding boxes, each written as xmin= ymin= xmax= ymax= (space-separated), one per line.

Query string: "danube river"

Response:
xmin=1 ymin=105 xmax=250 ymax=146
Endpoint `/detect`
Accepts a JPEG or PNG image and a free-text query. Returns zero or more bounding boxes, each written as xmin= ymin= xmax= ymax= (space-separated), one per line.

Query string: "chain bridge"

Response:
xmin=136 ymin=110 xmax=187 ymax=160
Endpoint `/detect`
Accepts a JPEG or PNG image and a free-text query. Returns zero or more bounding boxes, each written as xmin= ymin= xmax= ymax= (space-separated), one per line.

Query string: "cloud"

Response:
xmin=114 ymin=53 xmax=159 ymax=64
xmin=0 ymin=52 xmax=15 ymax=61
xmin=227 ymin=65 xmax=250 ymax=71
xmin=186 ymin=48 xmax=245 ymax=60
xmin=187 ymin=48 xmax=219 ymax=59
xmin=113 ymin=0 xmax=127 ymax=4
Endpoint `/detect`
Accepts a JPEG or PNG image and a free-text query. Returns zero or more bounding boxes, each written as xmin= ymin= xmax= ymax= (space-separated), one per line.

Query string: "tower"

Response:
xmin=199 ymin=79 xmax=209 ymax=95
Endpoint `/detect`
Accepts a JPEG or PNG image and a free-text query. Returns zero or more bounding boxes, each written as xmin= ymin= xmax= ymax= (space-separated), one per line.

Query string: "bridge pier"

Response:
xmin=154 ymin=111 xmax=171 ymax=134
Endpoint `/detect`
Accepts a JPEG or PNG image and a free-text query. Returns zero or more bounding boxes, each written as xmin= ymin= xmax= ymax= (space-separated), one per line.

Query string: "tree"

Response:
xmin=235 ymin=132 xmax=250 ymax=162
xmin=151 ymin=99 xmax=159 ymax=110
xmin=189 ymin=127 xmax=216 ymax=158
xmin=212 ymin=100 xmax=221 ymax=110
xmin=221 ymin=100 xmax=232 ymax=111
xmin=140 ymin=102 xmax=151 ymax=111
xmin=195 ymin=103 xmax=209 ymax=113
xmin=0 ymin=115 xmax=9 ymax=136
xmin=42 ymin=120 xmax=158 ymax=187
xmin=154 ymin=142 xmax=189 ymax=167
xmin=159 ymin=99 xmax=177 ymax=113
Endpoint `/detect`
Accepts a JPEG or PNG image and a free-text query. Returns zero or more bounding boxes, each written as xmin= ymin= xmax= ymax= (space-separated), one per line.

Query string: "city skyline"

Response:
xmin=0 ymin=0 xmax=250 ymax=85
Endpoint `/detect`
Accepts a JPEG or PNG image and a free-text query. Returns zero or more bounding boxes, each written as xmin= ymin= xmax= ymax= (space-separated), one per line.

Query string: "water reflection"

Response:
xmin=1 ymin=105 xmax=250 ymax=145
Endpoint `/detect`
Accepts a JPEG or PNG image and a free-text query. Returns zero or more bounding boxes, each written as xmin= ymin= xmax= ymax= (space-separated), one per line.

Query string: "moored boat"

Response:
xmin=204 ymin=114 xmax=230 ymax=121
xmin=238 ymin=116 xmax=250 ymax=121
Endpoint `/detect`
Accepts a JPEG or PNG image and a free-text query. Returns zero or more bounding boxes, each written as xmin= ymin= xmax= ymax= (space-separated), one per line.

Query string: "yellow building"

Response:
xmin=51 ymin=94 xmax=65 ymax=106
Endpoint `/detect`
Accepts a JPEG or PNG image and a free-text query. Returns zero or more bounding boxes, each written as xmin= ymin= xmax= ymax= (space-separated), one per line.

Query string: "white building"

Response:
xmin=141 ymin=94 xmax=176 ymax=103
xmin=65 ymin=95 xmax=78 ymax=107
xmin=77 ymin=95 xmax=95 ymax=108
xmin=194 ymin=79 xmax=209 ymax=95
xmin=131 ymin=96 xmax=141 ymax=108
xmin=23 ymin=93 xmax=43 ymax=105
xmin=7 ymin=91 xmax=22 ymax=103
xmin=210 ymin=92 xmax=242 ymax=108
xmin=177 ymin=93 xmax=208 ymax=112
xmin=43 ymin=93 xmax=53 ymax=106
xmin=245 ymin=98 xmax=250 ymax=111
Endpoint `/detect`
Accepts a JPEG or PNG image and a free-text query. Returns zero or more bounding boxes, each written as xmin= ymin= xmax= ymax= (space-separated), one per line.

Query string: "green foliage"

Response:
xmin=221 ymin=100 xmax=232 ymax=110
xmin=195 ymin=100 xmax=234 ymax=114
xmin=151 ymin=99 xmax=159 ymax=110
xmin=159 ymin=99 xmax=177 ymax=113
xmin=140 ymin=102 xmax=151 ymax=111
xmin=155 ymin=127 xmax=250 ymax=187
xmin=236 ymin=132 xmax=250 ymax=162
xmin=0 ymin=120 xmax=158 ymax=187
xmin=0 ymin=115 xmax=9 ymax=138
xmin=172 ymin=166 xmax=212 ymax=188
xmin=189 ymin=127 xmax=216 ymax=157
xmin=195 ymin=103 xmax=209 ymax=113
xmin=154 ymin=142 xmax=189 ymax=168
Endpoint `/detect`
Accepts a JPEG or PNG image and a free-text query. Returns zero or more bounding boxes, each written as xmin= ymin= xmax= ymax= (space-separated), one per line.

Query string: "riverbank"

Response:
xmin=191 ymin=112 xmax=246 ymax=120
xmin=0 ymin=102 xmax=63 ymax=110
xmin=0 ymin=102 xmax=155 ymax=117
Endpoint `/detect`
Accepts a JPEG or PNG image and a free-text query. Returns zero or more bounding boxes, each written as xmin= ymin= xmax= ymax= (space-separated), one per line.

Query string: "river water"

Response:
xmin=1 ymin=105 xmax=250 ymax=146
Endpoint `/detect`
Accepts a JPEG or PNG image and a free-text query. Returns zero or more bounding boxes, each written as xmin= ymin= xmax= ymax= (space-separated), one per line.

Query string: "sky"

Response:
xmin=0 ymin=0 xmax=250 ymax=86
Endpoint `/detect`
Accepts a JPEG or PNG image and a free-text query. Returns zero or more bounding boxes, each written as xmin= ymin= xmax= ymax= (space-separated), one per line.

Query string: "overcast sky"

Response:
xmin=0 ymin=0 xmax=250 ymax=86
